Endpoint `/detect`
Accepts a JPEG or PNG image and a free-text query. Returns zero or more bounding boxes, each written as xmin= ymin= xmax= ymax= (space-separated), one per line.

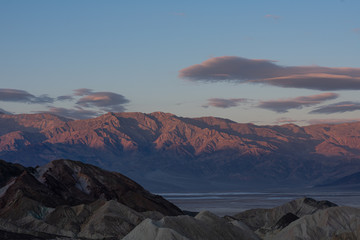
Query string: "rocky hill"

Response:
xmin=0 ymin=159 xmax=182 ymax=239
xmin=0 ymin=159 xmax=182 ymax=216
xmin=231 ymin=197 xmax=360 ymax=240
xmin=1 ymin=112 xmax=360 ymax=191
xmin=0 ymin=159 xmax=359 ymax=240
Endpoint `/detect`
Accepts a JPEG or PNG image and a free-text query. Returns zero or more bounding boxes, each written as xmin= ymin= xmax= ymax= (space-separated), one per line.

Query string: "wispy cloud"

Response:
xmin=258 ymin=93 xmax=338 ymax=113
xmin=73 ymin=88 xmax=93 ymax=96
xmin=0 ymin=108 xmax=12 ymax=114
xmin=274 ymin=117 xmax=360 ymax=125
xmin=0 ymin=89 xmax=54 ymax=104
xmin=57 ymin=95 xmax=74 ymax=101
xmin=0 ymin=88 xmax=130 ymax=119
xmin=203 ymin=98 xmax=248 ymax=108
xmin=39 ymin=107 xmax=99 ymax=120
xmin=307 ymin=118 xmax=360 ymax=125
xmin=310 ymin=101 xmax=360 ymax=114
xmin=274 ymin=117 xmax=302 ymax=124
xmin=76 ymin=91 xmax=129 ymax=112
xmin=179 ymin=56 xmax=360 ymax=91
xmin=264 ymin=14 xmax=280 ymax=20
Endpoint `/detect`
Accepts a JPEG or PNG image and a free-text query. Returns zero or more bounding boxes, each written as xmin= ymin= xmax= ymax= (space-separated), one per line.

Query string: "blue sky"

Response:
xmin=1 ymin=0 xmax=360 ymax=125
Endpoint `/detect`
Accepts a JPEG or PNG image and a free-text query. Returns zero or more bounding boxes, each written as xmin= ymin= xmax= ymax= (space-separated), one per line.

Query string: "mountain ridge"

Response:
xmin=1 ymin=112 xmax=360 ymax=191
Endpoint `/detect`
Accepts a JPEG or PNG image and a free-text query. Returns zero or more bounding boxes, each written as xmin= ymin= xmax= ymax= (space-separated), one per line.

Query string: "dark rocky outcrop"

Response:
xmin=272 ymin=212 xmax=299 ymax=230
xmin=0 ymin=229 xmax=67 ymax=240
xmin=0 ymin=159 xmax=26 ymax=187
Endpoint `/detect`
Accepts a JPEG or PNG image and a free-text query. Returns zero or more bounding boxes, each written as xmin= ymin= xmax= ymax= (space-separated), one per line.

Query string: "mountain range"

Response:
xmin=1 ymin=111 xmax=360 ymax=191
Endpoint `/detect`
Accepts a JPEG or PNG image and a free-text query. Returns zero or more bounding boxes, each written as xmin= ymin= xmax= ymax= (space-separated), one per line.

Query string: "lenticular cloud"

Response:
xmin=179 ymin=56 xmax=360 ymax=91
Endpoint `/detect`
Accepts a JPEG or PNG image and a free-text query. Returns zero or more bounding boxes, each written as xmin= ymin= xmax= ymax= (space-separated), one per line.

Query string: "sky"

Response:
xmin=1 ymin=0 xmax=360 ymax=125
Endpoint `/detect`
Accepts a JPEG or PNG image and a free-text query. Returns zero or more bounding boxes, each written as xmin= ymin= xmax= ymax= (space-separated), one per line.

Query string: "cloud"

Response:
xmin=203 ymin=98 xmax=248 ymax=108
xmin=265 ymin=73 xmax=360 ymax=91
xmin=354 ymin=28 xmax=360 ymax=34
xmin=258 ymin=93 xmax=338 ymax=113
xmin=310 ymin=101 xmax=360 ymax=114
xmin=76 ymin=91 xmax=129 ymax=112
xmin=307 ymin=118 xmax=360 ymax=125
xmin=0 ymin=88 xmax=130 ymax=119
xmin=0 ymin=89 xmax=54 ymax=104
xmin=0 ymin=108 xmax=12 ymax=115
xmin=57 ymin=95 xmax=74 ymax=101
xmin=40 ymin=107 xmax=100 ymax=119
xmin=274 ymin=117 xmax=360 ymax=126
xmin=73 ymin=88 xmax=93 ymax=96
xmin=179 ymin=56 xmax=360 ymax=91
xmin=265 ymin=14 xmax=280 ymax=20
xmin=39 ymin=89 xmax=131 ymax=119
xmin=274 ymin=117 xmax=303 ymax=124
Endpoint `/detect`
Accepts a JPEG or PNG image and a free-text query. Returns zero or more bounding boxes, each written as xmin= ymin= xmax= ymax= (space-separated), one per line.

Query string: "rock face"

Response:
xmin=1 ymin=112 xmax=360 ymax=191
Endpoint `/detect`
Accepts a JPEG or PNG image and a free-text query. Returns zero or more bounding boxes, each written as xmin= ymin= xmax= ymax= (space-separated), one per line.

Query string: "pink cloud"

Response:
xmin=179 ymin=56 xmax=360 ymax=90
xmin=73 ymin=88 xmax=93 ymax=96
xmin=258 ymin=93 xmax=338 ymax=113
xmin=76 ymin=91 xmax=129 ymax=112
xmin=264 ymin=14 xmax=280 ymax=20
xmin=203 ymin=98 xmax=248 ymax=108
xmin=274 ymin=117 xmax=304 ymax=125
xmin=307 ymin=118 xmax=360 ymax=125
xmin=310 ymin=101 xmax=360 ymax=114
xmin=39 ymin=107 xmax=99 ymax=120
xmin=0 ymin=89 xmax=54 ymax=104
xmin=0 ymin=108 xmax=12 ymax=115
